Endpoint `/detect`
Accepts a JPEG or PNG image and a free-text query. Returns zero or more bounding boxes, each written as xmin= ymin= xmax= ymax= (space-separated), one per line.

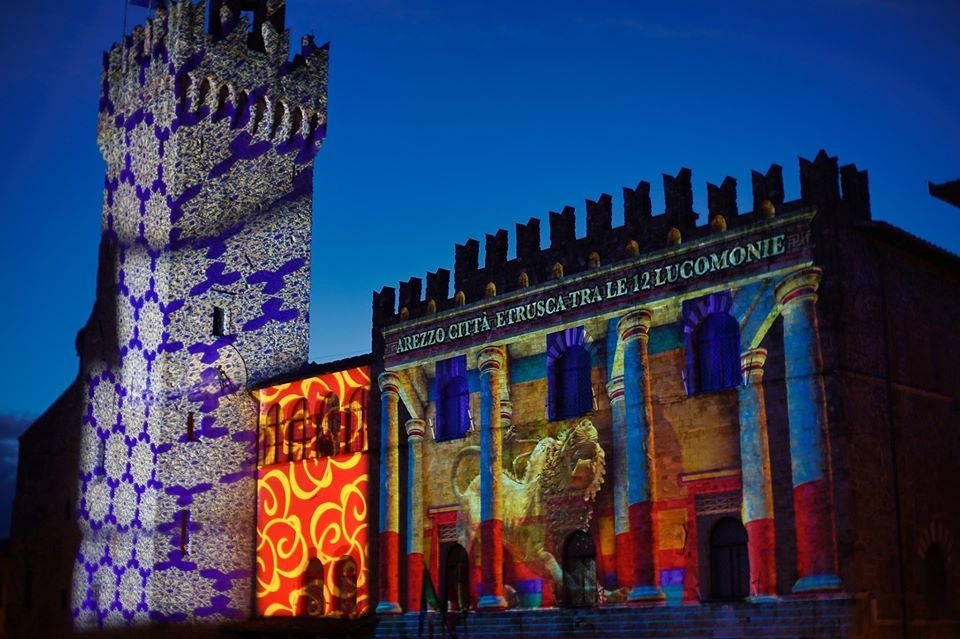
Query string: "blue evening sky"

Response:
xmin=0 ymin=0 xmax=958 ymax=533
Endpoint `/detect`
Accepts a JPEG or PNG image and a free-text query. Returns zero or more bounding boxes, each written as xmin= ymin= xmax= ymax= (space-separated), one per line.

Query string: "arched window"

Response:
xmin=556 ymin=345 xmax=593 ymax=419
xmin=695 ymin=313 xmax=741 ymax=393
xmin=301 ymin=557 xmax=325 ymax=617
xmin=289 ymin=399 xmax=307 ymax=462
xmin=327 ymin=395 xmax=341 ymax=455
xmin=344 ymin=388 xmax=368 ymax=453
xmin=682 ymin=292 xmax=741 ymax=396
xmin=561 ymin=530 xmax=597 ymax=607
xmin=265 ymin=403 xmax=280 ymax=465
xmin=547 ymin=327 xmax=593 ymax=421
xmin=333 ymin=556 xmax=358 ymax=616
xmin=709 ymin=517 xmax=749 ymax=601
xmin=436 ymin=356 xmax=469 ymax=441
xmin=317 ymin=395 xmax=338 ymax=457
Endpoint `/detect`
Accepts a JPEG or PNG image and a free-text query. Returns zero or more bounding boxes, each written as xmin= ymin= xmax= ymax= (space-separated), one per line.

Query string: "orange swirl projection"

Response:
xmin=255 ymin=365 xmax=370 ymax=617
xmin=257 ymin=452 xmax=369 ymax=616
xmin=256 ymin=367 xmax=371 ymax=465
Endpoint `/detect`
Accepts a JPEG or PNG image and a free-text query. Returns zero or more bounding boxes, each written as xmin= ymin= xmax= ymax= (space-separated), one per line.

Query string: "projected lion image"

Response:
xmin=451 ymin=418 xmax=606 ymax=591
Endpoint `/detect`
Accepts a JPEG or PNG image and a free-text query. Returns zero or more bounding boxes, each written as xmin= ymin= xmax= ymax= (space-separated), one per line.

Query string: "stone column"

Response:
xmin=738 ymin=348 xmax=777 ymax=600
xmin=376 ymin=371 xmax=403 ymax=613
xmin=775 ymin=267 xmax=841 ymax=593
xmin=605 ymin=375 xmax=632 ymax=590
xmin=618 ymin=309 xmax=663 ymax=602
xmin=477 ymin=346 xmax=507 ymax=609
xmin=405 ymin=418 xmax=426 ymax=611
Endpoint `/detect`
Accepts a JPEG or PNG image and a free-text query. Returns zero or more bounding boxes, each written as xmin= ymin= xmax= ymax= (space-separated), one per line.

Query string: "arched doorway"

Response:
xmin=333 ymin=556 xmax=358 ymax=617
xmin=442 ymin=543 xmax=470 ymax=612
xmin=562 ymin=530 xmax=597 ymax=607
xmin=302 ymin=557 xmax=325 ymax=616
xmin=709 ymin=517 xmax=749 ymax=600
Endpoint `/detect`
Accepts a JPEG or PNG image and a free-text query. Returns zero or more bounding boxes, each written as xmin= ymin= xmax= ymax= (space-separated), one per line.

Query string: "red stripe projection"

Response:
xmin=628 ymin=501 xmax=655 ymax=587
xmin=793 ymin=479 xmax=836 ymax=579
xmin=745 ymin=517 xmax=777 ymax=596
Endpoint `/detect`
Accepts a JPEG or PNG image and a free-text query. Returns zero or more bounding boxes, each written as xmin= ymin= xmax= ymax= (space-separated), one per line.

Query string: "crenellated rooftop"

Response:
xmin=99 ymin=0 xmax=328 ymax=123
xmin=373 ymin=151 xmax=871 ymax=327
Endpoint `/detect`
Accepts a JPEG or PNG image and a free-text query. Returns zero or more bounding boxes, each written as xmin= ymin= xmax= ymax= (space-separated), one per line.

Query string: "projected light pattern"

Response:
xmin=255 ymin=365 xmax=371 ymax=617
xmin=72 ymin=2 xmax=327 ymax=629
xmin=256 ymin=453 xmax=369 ymax=616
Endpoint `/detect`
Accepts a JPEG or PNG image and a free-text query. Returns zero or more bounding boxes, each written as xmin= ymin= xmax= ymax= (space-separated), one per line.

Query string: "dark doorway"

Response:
xmin=334 ymin=556 xmax=358 ymax=617
xmin=301 ymin=556 xmax=325 ymax=616
xmin=442 ymin=543 xmax=470 ymax=612
xmin=562 ymin=530 xmax=597 ymax=607
xmin=924 ymin=542 xmax=948 ymax=618
xmin=709 ymin=517 xmax=749 ymax=600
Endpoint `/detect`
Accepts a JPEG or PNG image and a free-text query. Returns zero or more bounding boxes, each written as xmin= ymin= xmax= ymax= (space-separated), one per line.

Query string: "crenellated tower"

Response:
xmin=73 ymin=0 xmax=327 ymax=627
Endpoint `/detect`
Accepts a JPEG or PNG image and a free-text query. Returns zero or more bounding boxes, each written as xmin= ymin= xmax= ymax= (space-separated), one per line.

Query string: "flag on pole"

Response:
xmin=419 ymin=567 xmax=443 ymax=638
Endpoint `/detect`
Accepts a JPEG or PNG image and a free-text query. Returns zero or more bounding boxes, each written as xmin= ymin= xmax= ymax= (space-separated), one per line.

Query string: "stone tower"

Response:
xmin=72 ymin=0 xmax=326 ymax=627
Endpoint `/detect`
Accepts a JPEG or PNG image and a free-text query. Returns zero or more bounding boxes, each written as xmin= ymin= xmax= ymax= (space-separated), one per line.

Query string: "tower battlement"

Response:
xmin=374 ymin=151 xmax=870 ymax=325
xmin=99 ymin=0 xmax=327 ymax=154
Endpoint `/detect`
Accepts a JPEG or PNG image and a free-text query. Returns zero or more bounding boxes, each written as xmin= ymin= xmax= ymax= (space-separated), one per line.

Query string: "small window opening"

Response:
xmin=179 ymin=510 xmax=190 ymax=556
xmin=186 ymin=411 xmax=198 ymax=442
xmin=212 ymin=306 xmax=226 ymax=336
xmin=289 ymin=399 xmax=307 ymax=462
xmin=97 ymin=439 xmax=106 ymax=474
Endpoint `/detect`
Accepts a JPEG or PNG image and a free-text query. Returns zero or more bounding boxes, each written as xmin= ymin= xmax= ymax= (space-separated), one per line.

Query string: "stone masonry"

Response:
xmin=70 ymin=0 xmax=326 ymax=628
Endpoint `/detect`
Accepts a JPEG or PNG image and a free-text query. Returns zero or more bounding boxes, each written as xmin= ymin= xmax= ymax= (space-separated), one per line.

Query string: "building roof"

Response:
xmin=929 ymin=179 xmax=960 ymax=208
xmin=251 ymin=352 xmax=373 ymax=390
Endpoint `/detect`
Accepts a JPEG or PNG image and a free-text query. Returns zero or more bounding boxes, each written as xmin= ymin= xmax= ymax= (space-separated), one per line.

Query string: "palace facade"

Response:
xmin=5 ymin=1 xmax=958 ymax=638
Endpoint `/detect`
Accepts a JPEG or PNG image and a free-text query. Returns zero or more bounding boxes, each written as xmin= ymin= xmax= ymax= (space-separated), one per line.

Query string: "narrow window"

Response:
xmin=212 ymin=306 xmax=226 ymax=336
xmin=289 ymin=399 xmax=307 ymax=462
xmin=435 ymin=355 xmax=469 ymax=442
xmin=267 ymin=403 xmax=281 ymax=464
xmin=97 ymin=438 xmax=106 ymax=474
xmin=186 ymin=411 xmax=198 ymax=442
xmin=312 ymin=396 xmax=327 ymax=457
xmin=179 ymin=510 xmax=190 ymax=556
xmin=316 ymin=395 xmax=338 ymax=457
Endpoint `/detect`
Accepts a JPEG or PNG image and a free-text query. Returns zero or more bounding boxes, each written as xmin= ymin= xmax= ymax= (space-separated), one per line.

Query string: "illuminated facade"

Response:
xmin=371 ymin=155 xmax=959 ymax=637
xmin=253 ymin=359 xmax=372 ymax=619
xmin=5 ymin=1 xmax=958 ymax=637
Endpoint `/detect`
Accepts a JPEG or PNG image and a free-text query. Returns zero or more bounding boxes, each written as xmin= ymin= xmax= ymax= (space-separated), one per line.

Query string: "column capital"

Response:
xmin=740 ymin=348 xmax=768 ymax=383
xmin=775 ymin=267 xmax=823 ymax=308
xmin=605 ymin=375 xmax=625 ymax=401
xmin=500 ymin=399 xmax=513 ymax=423
xmin=477 ymin=345 xmax=507 ymax=374
xmin=378 ymin=371 xmax=403 ymax=396
xmin=405 ymin=418 xmax=426 ymax=440
xmin=618 ymin=309 xmax=653 ymax=343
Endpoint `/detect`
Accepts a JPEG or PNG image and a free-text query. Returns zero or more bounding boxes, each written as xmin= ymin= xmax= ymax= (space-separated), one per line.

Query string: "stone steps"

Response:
xmin=373 ymin=599 xmax=854 ymax=639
